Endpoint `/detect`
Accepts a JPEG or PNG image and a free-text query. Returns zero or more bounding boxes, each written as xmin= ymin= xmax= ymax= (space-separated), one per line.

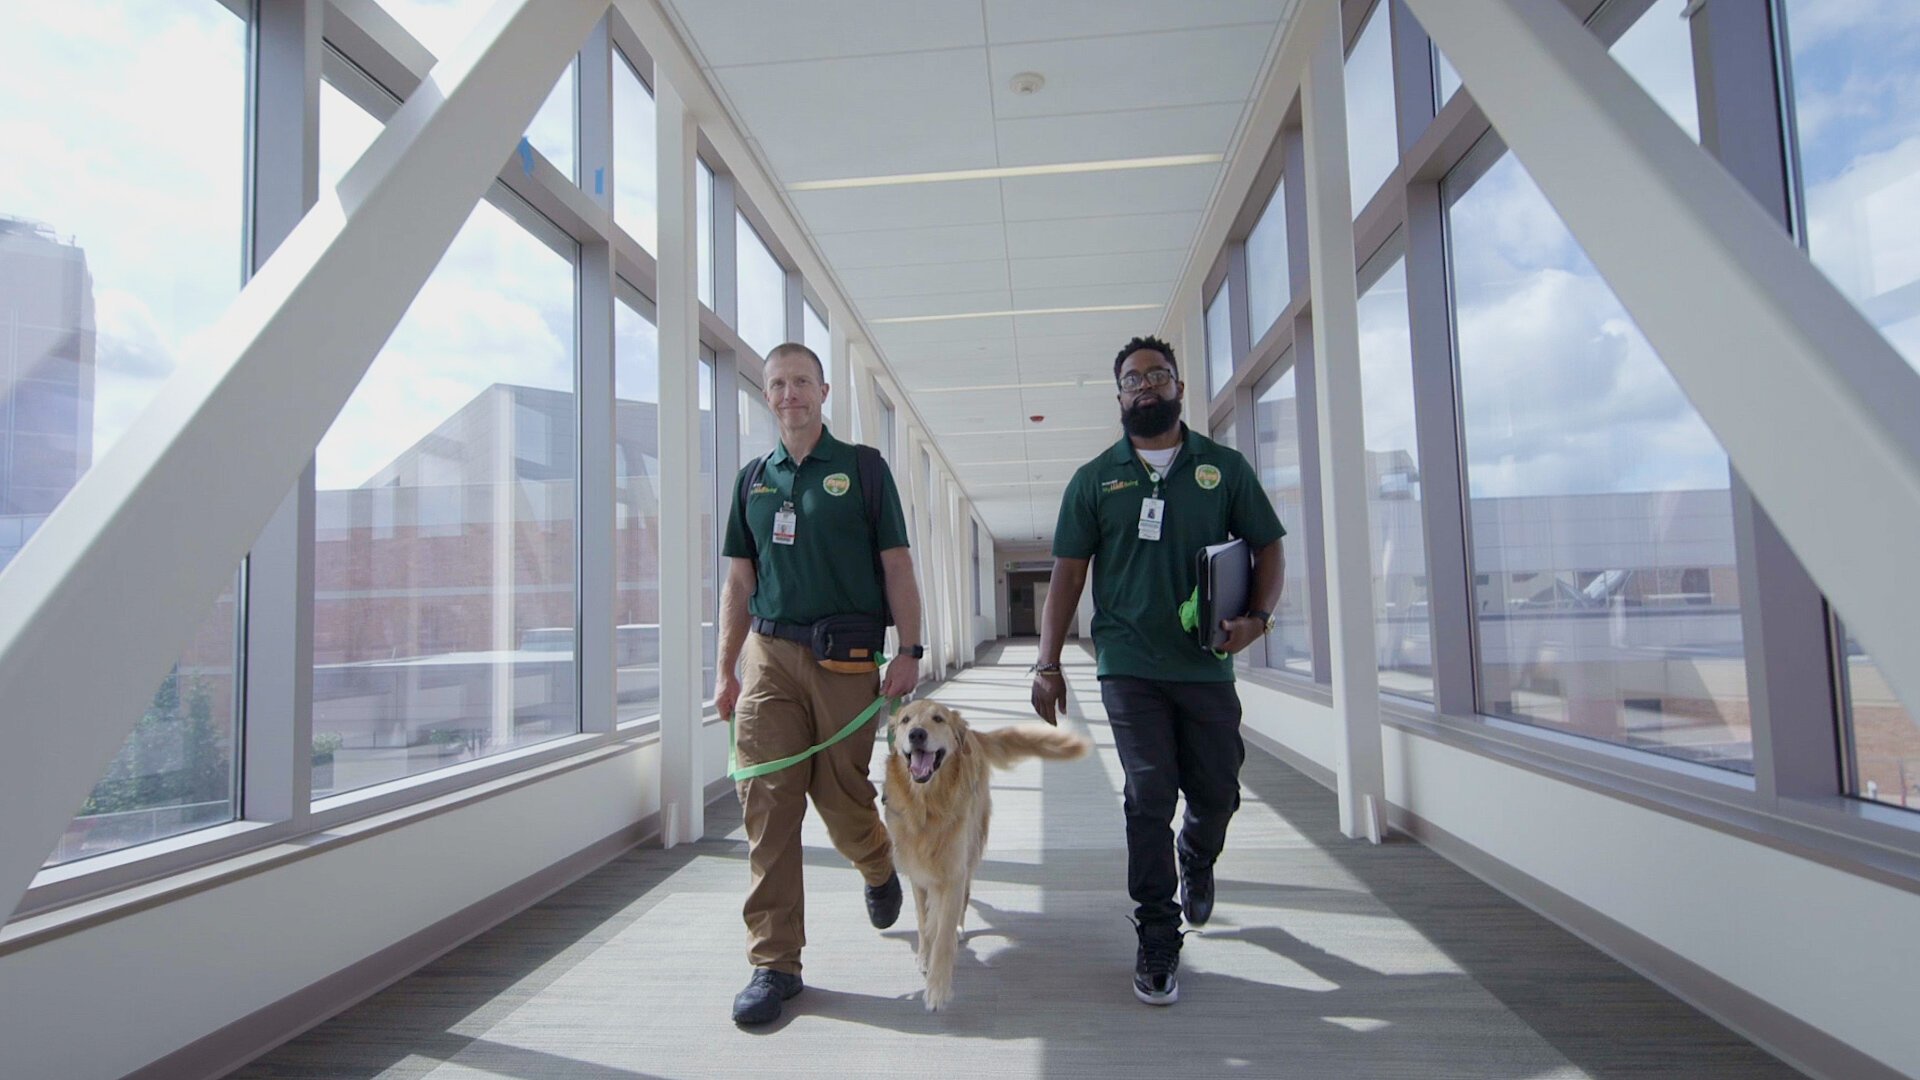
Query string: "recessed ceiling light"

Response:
xmin=788 ymin=153 xmax=1223 ymax=191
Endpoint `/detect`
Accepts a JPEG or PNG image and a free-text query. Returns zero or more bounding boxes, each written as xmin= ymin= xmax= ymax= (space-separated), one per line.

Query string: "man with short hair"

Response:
xmin=717 ymin=342 xmax=924 ymax=1026
xmin=1031 ymin=335 xmax=1285 ymax=1006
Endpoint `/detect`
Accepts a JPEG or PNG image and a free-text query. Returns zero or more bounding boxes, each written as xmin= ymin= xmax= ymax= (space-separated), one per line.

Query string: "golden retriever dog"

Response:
xmin=883 ymin=700 xmax=1091 ymax=1010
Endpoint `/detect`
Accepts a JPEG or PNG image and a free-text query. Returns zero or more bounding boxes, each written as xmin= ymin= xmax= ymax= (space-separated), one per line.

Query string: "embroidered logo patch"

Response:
xmin=751 ymin=484 xmax=779 ymax=495
xmin=823 ymin=473 xmax=852 ymax=496
xmin=1101 ymin=478 xmax=1139 ymax=494
xmin=1195 ymin=464 xmax=1222 ymax=490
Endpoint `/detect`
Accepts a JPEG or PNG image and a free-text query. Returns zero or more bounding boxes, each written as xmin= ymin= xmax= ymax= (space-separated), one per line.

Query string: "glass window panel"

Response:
xmin=1345 ymin=2 xmax=1400 ymax=214
xmin=1246 ymin=180 xmax=1291 ymax=345
xmin=374 ymin=0 xmax=490 ymax=58
xmin=1784 ymin=0 xmax=1920 ymax=808
xmin=740 ymin=385 xmax=778 ymax=463
xmin=880 ymin=396 xmax=897 ymax=465
xmin=614 ymin=296 xmax=661 ymax=723
xmin=525 ymin=63 xmax=576 ymax=183
xmin=1434 ymin=45 xmax=1463 ymax=109
xmin=737 ymin=212 xmax=785 ymax=357
xmin=803 ymin=301 xmax=829 ymax=380
xmin=0 ymin=2 xmax=247 ymax=865
xmin=1358 ymin=259 xmax=1431 ymax=700
xmin=1255 ymin=365 xmax=1314 ymax=676
xmin=613 ymin=52 xmax=657 ymax=251
xmin=697 ymin=159 xmax=715 ymax=308
xmin=1448 ymin=150 xmax=1751 ymax=772
xmin=366 ymin=1 xmax=574 ymax=179
xmin=1609 ymin=0 xmax=1699 ymax=142
xmin=311 ymin=188 xmax=577 ymax=798
xmin=319 ymin=82 xmax=384 ymax=194
xmin=1205 ymin=287 xmax=1233 ymax=399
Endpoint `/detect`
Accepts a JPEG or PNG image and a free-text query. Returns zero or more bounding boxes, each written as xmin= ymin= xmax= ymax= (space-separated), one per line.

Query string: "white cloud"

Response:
xmin=316 ymin=199 xmax=573 ymax=490
xmin=1450 ymin=155 xmax=1730 ymax=500
xmin=0 ymin=2 xmax=246 ymax=466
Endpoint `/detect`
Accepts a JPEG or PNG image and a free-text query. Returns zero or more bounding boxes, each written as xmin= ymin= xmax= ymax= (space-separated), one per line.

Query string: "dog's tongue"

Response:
xmin=908 ymin=749 xmax=936 ymax=782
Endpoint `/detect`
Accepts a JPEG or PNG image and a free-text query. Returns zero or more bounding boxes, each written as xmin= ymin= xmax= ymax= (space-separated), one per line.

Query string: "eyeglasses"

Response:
xmin=1118 ymin=369 xmax=1177 ymax=392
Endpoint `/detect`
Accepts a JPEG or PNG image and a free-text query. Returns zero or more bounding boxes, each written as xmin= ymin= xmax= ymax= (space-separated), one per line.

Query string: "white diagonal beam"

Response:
xmin=1406 ymin=0 xmax=1920 ymax=720
xmin=0 ymin=0 xmax=609 ymax=921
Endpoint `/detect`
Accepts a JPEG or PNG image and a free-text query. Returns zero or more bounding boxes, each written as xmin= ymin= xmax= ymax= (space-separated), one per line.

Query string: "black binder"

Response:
xmin=1194 ymin=537 xmax=1252 ymax=651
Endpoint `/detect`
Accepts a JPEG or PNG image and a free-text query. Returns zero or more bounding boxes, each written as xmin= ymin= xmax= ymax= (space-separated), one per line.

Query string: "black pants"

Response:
xmin=1099 ymin=676 xmax=1246 ymax=927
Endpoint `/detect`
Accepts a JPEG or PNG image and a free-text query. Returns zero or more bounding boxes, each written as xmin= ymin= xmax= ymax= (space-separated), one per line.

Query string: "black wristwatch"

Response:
xmin=1246 ymin=609 xmax=1275 ymax=634
xmin=903 ymin=644 xmax=926 ymax=659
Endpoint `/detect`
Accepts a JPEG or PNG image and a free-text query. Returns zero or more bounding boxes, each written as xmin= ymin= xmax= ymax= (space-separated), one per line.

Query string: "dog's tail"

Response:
xmin=971 ymin=724 xmax=1092 ymax=770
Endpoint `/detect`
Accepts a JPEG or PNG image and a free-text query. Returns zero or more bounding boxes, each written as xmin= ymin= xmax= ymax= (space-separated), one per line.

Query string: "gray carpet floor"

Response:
xmin=233 ymin=641 xmax=1803 ymax=1079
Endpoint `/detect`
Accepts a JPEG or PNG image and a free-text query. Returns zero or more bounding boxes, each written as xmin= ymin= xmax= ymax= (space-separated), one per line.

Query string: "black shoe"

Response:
xmin=866 ymin=870 xmax=903 ymax=929
xmin=731 ymin=968 xmax=803 ymax=1025
xmin=1180 ymin=852 xmax=1215 ymax=927
xmin=1132 ymin=920 xmax=1185 ymax=1006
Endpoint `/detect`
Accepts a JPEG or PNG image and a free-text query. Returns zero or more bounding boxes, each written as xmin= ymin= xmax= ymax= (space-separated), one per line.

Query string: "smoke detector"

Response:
xmin=1009 ymin=71 xmax=1046 ymax=96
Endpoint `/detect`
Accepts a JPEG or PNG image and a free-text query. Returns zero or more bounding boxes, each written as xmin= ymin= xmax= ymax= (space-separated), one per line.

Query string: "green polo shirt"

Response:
xmin=722 ymin=427 xmax=910 ymax=625
xmin=1053 ymin=425 xmax=1285 ymax=683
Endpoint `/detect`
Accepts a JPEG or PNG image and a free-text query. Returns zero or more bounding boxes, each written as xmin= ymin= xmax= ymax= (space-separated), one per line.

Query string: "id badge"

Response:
xmin=772 ymin=503 xmax=798 ymax=546
xmin=1137 ymin=497 xmax=1165 ymax=541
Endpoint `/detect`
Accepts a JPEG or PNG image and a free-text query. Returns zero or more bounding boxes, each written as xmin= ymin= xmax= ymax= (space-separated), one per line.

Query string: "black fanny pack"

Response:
xmin=811 ymin=614 xmax=886 ymax=667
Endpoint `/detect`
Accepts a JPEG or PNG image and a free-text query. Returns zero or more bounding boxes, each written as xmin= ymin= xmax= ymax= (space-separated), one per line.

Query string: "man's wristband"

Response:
xmin=1030 ymin=661 xmax=1062 ymax=675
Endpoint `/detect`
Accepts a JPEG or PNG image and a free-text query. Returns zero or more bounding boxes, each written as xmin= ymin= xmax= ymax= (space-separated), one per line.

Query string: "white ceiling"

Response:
xmin=664 ymin=0 xmax=1299 ymax=541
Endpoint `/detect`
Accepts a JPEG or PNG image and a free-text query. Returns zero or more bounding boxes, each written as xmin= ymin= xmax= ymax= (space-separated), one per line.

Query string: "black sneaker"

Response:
xmin=1132 ymin=920 xmax=1184 ymax=1006
xmin=1180 ymin=852 xmax=1215 ymax=927
xmin=866 ymin=870 xmax=903 ymax=929
xmin=731 ymin=968 xmax=803 ymax=1025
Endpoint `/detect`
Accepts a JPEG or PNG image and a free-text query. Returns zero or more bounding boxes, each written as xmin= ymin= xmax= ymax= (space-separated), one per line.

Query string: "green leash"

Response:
xmin=727 ymin=653 xmax=898 ymax=781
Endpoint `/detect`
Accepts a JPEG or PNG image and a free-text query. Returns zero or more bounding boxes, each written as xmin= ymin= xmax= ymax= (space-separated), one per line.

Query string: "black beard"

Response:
xmin=1121 ymin=394 xmax=1183 ymax=439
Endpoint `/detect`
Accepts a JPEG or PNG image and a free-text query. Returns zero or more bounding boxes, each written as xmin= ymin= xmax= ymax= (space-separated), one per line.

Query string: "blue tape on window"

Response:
xmin=595 ymin=167 xmax=605 ymax=195
xmin=518 ymin=138 xmax=535 ymax=176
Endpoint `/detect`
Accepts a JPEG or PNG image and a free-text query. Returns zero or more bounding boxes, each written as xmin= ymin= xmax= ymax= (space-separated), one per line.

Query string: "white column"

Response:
xmin=1301 ymin=1 xmax=1386 ymax=843
xmin=577 ymin=14 xmax=617 ymax=737
xmin=654 ymin=71 xmax=704 ymax=846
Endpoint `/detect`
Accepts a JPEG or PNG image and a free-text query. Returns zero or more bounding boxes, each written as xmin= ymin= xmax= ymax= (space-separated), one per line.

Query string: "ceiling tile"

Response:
xmin=1004 ymin=212 xmax=1202 ymax=260
xmin=1009 ymin=250 xmax=1186 ymax=291
xmin=1014 ymin=306 xmax=1165 ymax=339
xmin=861 ymin=289 xmax=1013 ymax=320
xmin=840 ymin=259 xmax=1012 ymax=300
xmin=982 ymin=0 xmax=1290 ymax=44
xmin=791 ymin=177 xmax=1005 ymax=234
xmin=874 ymin=315 xmax=1016 ymax=349
xmin=1012 ymin=281 xmax=1170 ymax=311
xmin=988 ymin=26 xmax=1274 ymax=119
xmin=1001 ymin=164 xmax=1219 ymax=221
xmin=995 ymin=102 xmax=1244 ymax=167
xmin=714 ymin=50 xmax=998 ymax=182
xmin=671 ymin=0 xmax=986 ymax=66
xmin=815 ymin=222 xmax=1008 ymax=269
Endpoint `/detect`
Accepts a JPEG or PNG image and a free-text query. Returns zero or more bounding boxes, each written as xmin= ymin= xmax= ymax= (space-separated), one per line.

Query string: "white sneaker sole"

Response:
xmin=1133 ymin=980 xmax=1179 ymax=1006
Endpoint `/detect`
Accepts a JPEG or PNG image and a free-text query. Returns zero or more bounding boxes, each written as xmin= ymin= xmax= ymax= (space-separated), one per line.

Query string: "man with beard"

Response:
xmin=1029 ymin=335 xmax=1284 ymax=1006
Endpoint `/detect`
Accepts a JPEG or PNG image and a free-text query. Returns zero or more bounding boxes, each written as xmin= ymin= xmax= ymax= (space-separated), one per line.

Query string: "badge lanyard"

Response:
xmin=772 ymin=500 xmax=798 ymax=546
xmin=1136 ymin=453 xmax=1166 ymax=542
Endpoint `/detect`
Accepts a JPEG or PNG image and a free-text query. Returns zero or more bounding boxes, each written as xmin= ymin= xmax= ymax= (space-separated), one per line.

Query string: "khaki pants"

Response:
xmin=735 ymin=633 xmax=894 ymax=974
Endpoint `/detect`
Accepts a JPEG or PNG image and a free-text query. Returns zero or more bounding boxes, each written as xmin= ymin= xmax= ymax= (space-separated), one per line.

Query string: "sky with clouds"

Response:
xmin=1444 ymin=0 xmax=1726 ymax=501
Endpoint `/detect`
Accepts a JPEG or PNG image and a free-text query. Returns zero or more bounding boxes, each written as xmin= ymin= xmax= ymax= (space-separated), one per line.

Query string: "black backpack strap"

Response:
xmin=735 ymin=452 xmax=771 ymax=564
xmin=854 ymin=444 xmax=894 ymax=626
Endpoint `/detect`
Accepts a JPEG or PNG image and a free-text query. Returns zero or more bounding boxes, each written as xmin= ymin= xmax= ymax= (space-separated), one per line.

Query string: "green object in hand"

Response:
xmin=1179 ymin=586 xmax=1229 ymax=660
